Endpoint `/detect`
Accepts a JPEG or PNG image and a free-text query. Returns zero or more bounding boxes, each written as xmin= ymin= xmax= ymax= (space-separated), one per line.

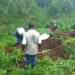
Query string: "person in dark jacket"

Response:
xmin=15 ymin=27 xmax=26 ymax=51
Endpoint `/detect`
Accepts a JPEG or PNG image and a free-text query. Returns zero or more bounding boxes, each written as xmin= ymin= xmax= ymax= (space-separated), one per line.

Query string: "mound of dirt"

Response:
xmin=58 ymin=31 xmax=75 ymax=39
xmin=70 ymin=31 xmax=75 ymax=37
xmin=39 ymin=39 xmax=61 ymax=51
xmin=58 ymin=32 xmax=71 ymax=39
xmin=37 ymin=45 xmax=69 ymax=60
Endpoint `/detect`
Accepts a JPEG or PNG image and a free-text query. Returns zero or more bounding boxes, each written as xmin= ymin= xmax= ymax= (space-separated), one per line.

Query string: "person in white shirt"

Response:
xmin=22 ymin=22 xmax=42 ymax=68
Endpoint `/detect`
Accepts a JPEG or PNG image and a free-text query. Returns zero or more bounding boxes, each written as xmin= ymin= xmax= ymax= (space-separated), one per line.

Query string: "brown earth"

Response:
xmin=58 ymin=32 xmax=71 ymax=39
xmin=5 ymin=40 xmax=68 ymax=60
xmin=58 ymin=31 xmax=75 ymax=39
xmin=70 ymin=31 xmax=75 ymax=37
xmin=18 ymin=45 xmax=69 ymax=68
xmin=5 ymin=44 xmax=26 ymax=54
xmin=5 ymin=33 xmax=71 ymax=60
xmin=39 ymin=39 xmax=61 ymax=51
xmin=6 ymin=38 xmax=61 ymax=53
xmin=37 ymin=45 xmax=69 ymax=60
xmin=5 ymin=32 xmax=75 ymax=68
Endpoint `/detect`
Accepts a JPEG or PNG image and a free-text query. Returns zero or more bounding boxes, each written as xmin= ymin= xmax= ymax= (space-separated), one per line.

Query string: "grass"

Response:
xmin=0 ymin=13 xmax=75 ymax=75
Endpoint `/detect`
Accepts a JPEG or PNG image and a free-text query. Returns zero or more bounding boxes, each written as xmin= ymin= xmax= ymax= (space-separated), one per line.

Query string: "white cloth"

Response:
xmin=16 ymin=27 xmax=26 ymax=45
xmin=17 ymin=27 xmax=25 ymax=35
xmin=39 ymin=33 xmax=50 ymax=41
xmin=21 ymin=33 xmax=26 ymax=45
xmin=22 ymin=29 xmax=42 ymax=55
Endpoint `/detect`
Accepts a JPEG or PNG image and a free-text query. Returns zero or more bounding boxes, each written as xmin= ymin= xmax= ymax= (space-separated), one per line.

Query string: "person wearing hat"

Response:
xmin=22 ymin=22 xmax=42 ymax=68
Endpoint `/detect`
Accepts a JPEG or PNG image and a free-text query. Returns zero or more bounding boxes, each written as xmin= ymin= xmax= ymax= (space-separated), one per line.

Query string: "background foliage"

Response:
xmin=0 ymin=0 xmax=75 ymax=75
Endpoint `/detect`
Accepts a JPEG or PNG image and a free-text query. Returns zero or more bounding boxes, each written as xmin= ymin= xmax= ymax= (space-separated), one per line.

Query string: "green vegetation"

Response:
xmin=0 ymin=0 xmax=75 ymax=75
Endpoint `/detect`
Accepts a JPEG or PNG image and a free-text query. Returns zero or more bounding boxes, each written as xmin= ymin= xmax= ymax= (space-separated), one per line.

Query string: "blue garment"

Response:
xmin=25 ymin=54 xmax=36 ymax=68
xmin=16 ymin=32 xmax=23 ymax=45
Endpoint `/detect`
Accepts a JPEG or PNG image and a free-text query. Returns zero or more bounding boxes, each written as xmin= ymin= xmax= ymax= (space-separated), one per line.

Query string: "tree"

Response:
xmin=48 ymin=0 xmax=74 ymax=16
xmin=48 ymin=0 xmax=62 ymax=16
xmin=35 ymin=0 xmax=52 ymax=8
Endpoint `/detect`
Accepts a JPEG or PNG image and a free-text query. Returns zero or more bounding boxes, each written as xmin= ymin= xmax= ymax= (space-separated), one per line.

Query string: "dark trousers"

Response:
xmin=25 ymin=54 xmax=36 ymax=68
